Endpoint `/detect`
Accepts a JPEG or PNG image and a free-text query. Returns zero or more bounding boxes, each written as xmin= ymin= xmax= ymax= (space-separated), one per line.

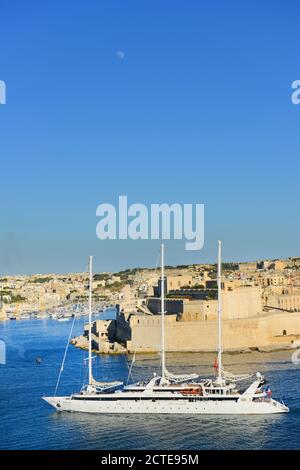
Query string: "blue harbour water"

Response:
xmin=0 ymin=318 xmax=300 ymax=450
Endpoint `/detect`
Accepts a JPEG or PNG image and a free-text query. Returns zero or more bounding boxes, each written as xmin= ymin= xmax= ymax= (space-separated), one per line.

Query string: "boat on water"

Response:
xmin=57 ymin=317 xmax=70 ymax=322
xmin=20 ymin=313 xmax=31 ymax=320
xmin=43 ymin=243 xmax=289 ymax=415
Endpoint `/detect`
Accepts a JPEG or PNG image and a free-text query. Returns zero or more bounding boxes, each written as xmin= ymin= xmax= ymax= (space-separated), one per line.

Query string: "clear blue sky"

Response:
xmin=0 ymin=0 xmax=299 ymax=275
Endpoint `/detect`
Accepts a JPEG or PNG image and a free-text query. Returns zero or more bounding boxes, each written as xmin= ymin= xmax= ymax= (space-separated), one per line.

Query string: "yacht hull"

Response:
xmin=43 ymin=396 xmax=288 ymax=415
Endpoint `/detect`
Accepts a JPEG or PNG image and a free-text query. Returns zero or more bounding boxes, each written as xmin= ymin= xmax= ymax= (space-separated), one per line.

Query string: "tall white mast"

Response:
xmin=88 ymin=255 xmax=93 ymax=386
xmin=161 ymin=243 xmax=166 ymax=379
xmin=217 ymin=240 xmax=222 ymax=382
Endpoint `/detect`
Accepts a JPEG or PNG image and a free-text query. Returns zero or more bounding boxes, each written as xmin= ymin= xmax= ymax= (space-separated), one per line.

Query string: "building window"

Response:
xmin=283 ymin=329 xmax=287 ymax=336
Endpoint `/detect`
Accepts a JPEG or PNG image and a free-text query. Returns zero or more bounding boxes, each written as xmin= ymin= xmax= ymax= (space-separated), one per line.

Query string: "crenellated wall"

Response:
xmin=125 ymin=311 xmax=300 ymax=353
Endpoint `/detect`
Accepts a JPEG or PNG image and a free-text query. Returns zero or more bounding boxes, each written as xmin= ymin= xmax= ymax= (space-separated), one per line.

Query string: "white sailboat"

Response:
xmin=43 ymin=244 xmax=289 ymax=414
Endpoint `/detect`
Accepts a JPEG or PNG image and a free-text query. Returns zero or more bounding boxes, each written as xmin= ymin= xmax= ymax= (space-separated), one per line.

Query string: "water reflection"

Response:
xmin=51 ymin=409 xmax=288 ymax=450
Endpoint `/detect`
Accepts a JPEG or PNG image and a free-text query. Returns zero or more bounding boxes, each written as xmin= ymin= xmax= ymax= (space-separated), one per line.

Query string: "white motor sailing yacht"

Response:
xmin=43 ymin=243 xmax=289 ymax=414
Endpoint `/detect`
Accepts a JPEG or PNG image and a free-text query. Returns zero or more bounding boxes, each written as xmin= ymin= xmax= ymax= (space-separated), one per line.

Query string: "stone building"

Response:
xmin=119 ymin=285 xmax=138 ymax=313
xmin=148 ymin=285 xmax=262 ymax=321
xmin=0 ymin=299 xmax=7 ymax=321
xmin=238 ymin=262 xmax=258 ymax=272
xmin=125 ymin=310 xmax=300 ymax=353
xmin=264 ymin=291 xmax=300 ymax=312
xmin=258 ymin=272 xmax=287 ymax=287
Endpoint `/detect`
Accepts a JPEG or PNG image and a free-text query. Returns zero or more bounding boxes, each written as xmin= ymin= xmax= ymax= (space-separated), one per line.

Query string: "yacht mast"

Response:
xmin=88 ymin=255 xmax=93 ymax=386
xmin=161 ymin=244 xmax=166 ymax=379
xmin=217 ymin=240 xmax=222 ymax=382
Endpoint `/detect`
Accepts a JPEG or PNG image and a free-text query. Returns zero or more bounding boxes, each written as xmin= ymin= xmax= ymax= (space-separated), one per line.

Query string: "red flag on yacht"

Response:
xmin=213 ymin=358 xmax=218 ymax=370
xmin=266 ymin=385 xmax=272 ymax=397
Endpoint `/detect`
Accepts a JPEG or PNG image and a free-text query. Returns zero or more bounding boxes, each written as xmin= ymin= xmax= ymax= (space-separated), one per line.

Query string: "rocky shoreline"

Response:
xmin=70 ymin=334 xmax=300 ymax=355
xmin=71 ymin=335 xmax=127 ymax=354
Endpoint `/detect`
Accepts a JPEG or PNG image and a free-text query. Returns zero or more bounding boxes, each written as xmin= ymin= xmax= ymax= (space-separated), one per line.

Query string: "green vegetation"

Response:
xmin=94 ymin=273 xmax=110 ymax=281
xmin=165 ymin=264 xmax=191 ymax=269
xmin=210 ymin=263 xmax=239 ymax=271
xmin=11 ymin=294 xmax=26 ymax=303
xmin=222 ymin=263 xmax=239 ymax=271
xmin=30 ymin=277 xmax=53 ymax=283
xmin=1 ymin=292 xmax=27 ymax=303
xmin=0 ymin=290 xmax=12 ymax=296
xmin=106 ymin=281 xmax=127 ymax=292
xmin=207 ymin=271 xmax=217 ymax=279
xmin=180 ymin=284 xmax=205 ymax=289
xmin=285 ymin=265 xmax=300 ymax=271
xmin=203 ymin=290 xmax=218 ymax=300
xmin=94 ymin=295 xmax=109 ymax=301
xmin=115 ymin=269 xmax=131 ymax=275
xmin=75 ymin=294 xmax=88 ymax=300
xmin=115 ymin=267 xmax=153 ymax=276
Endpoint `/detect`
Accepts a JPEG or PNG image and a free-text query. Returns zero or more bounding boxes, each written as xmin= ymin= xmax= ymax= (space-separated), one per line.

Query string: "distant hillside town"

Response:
xmin=12 ymin=255 xmax=296 ymax=354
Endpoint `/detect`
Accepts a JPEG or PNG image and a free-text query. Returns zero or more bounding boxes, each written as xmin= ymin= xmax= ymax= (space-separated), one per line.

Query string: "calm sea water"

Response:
xmin=0 ymin=318 xmax=300 ymax=450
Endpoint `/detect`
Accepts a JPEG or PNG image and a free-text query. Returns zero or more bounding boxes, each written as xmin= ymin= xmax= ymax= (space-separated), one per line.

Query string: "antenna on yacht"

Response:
xmin=88 ymin=255 xmax=93 ymax=386
xmin=161 ymin=244 xmax=166 ymax=379
xmin=217 ymin=240 xmax=223 ymax=383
